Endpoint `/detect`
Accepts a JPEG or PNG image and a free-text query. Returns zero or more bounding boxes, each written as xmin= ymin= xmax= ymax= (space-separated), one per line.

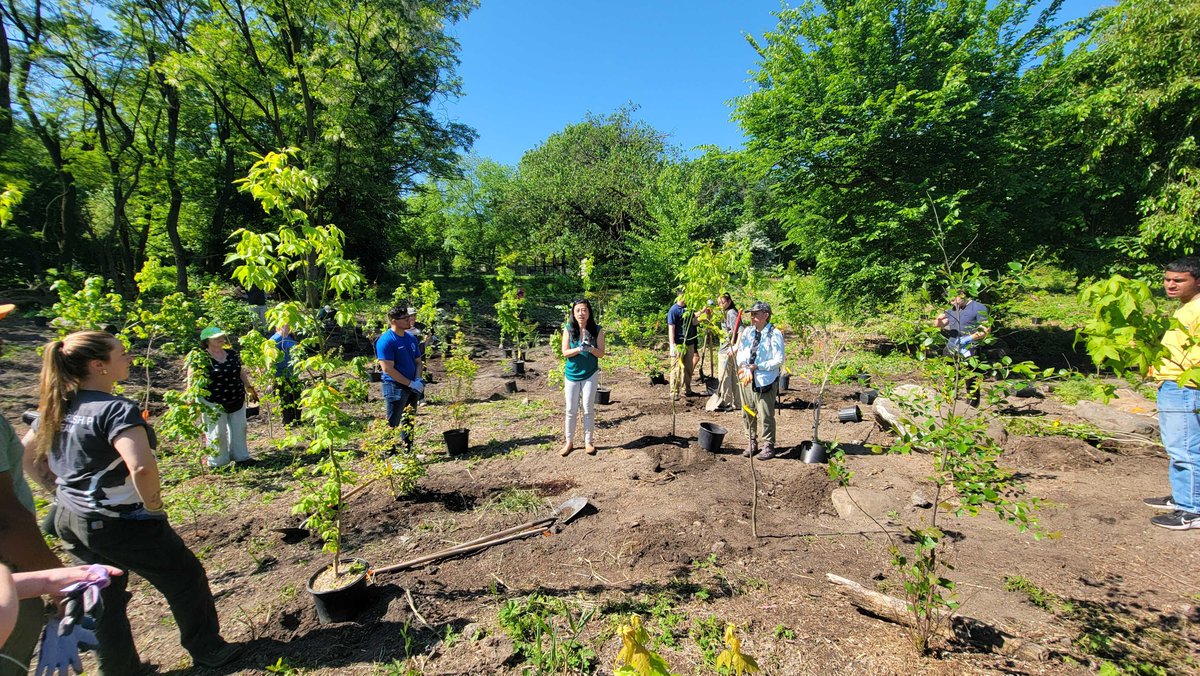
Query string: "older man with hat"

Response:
xmin=736 ymin=301 xmax=786 ymax=460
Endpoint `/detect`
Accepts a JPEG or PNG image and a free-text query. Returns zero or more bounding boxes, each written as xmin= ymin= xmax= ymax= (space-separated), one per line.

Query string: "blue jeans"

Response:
xmin=382 ymin=380 xmax=416 ymax=448
xmin=1158 ymin=381 xmax=1200 ymax=513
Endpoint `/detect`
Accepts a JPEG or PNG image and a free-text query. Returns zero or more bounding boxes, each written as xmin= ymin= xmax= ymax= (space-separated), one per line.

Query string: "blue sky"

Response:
xmin=443 ymin=0 xmax=1109 ymax=167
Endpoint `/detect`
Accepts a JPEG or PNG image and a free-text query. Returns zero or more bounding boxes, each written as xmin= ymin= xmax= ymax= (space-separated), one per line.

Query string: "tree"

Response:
xmin=735 ymin=0 xmax=1077 ymax=308
xmin=1065 ymin=0 xmax=1200 ymax=262
xmin=506 ymin=106 xmax=668 ymax=265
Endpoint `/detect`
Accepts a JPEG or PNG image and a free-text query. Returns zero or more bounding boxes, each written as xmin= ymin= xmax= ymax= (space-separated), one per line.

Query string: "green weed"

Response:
xmin=496 ymin=593 xmax=597 ymax=674
xmin=483 ymin=487 xmax=543 ymax=514
xmin=689 ymin=615 xmax=725 ymax=667
xmin=774 ymin=624 xmax=796 ymax=640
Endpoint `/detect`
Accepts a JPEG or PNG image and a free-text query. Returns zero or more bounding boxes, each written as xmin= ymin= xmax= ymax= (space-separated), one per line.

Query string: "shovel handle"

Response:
xmin=371 ymin=525 xmax=548 ymax=577
xmin=452 ymin=515 xmax=556 ymax=550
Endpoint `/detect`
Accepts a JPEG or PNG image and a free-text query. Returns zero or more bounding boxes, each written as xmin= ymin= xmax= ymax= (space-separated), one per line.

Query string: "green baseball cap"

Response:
xmin=200 ymin=326 xmax=226 ymax=341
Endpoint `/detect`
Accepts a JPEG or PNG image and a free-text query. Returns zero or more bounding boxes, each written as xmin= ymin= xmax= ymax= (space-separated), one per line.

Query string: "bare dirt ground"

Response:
xmin=2 ymin=317 xmax=1197 ymax=675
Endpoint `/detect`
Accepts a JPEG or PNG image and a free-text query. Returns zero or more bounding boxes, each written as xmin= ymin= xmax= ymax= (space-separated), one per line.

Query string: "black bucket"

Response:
xmin=597 ymin=388 xmax=612 ymax=405
xmin=511 ymin=360 xmax=525 ymax=376
xmin=697 ymin=422 xmax=727 ymax=452
xmin=837 ymin=406 xmax=862 ymax=423
xmin=779 ymin=373 xmax=790 ymax=391
xmin=306 ymin=558 xmax=372 ymax=624
xmin=504 ymin=380 xmax=518 ymax=394
xmin=799 ymin=440 xmax=828 ymax=464
xmin=859 ymin=389 xmax=878 ymax=405
xmin=443 ymin=428 xmax=470 ymax=455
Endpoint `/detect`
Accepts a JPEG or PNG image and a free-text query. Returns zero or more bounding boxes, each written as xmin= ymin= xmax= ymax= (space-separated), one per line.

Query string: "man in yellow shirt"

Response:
xmin=1144 ymin=257 xmax=1200 ymax=530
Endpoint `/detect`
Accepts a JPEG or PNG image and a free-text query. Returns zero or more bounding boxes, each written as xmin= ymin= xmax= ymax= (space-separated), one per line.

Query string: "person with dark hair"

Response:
xmin=707 ymin=294 xmax=741 ymax=413
xmin=932 ymin=290 xmax=991 ymax=358
xmin=269 ymin=323 xmax=301 ymax=426
xmin=23 ymin=331 xmax=241 ymax=673
xmin=376 ymin=305 xmax=424 ymax=449
xmin=736 ymin=301 xmax=786 ymax=460
xmin=0 ymin=303 xmax=64 ymax=675
xmin=667 ymin=293 xmax=710 ymax=398
xmin=1144 ymin=256 xmax=1200 ymax=530
xmin=188 ymin=327 xmax=258 ymax=468
xmin=560 ymin=299 xmax=606 ymax=457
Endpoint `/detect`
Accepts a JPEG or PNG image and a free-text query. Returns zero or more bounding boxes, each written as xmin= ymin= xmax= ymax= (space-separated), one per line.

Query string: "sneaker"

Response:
xmin=743 ymin=441 xmax=757 ymax=458
xmin=1150 ymin=510 xmax=1200 ymax=531
xmin=193 ymin=642 xmax=242 ymax=669
xmin=1143 ymin=495 xmax=1177 ymax=511
xmin=755 ymin=444 xmax=776 ymax=461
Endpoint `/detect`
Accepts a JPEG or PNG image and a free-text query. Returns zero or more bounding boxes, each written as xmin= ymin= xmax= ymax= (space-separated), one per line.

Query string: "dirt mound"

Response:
xmin=1004 ymin=434 xmax=1113 ymax=471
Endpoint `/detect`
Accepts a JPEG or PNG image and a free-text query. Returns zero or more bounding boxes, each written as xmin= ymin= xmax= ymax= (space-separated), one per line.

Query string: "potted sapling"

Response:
xmin=443 ymin=327 xmax=477 ymax=455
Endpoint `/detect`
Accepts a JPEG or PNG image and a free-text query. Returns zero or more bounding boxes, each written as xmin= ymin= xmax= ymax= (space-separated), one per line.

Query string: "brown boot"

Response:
xmin=585 ymin=443 xmax=597 ymax=456
xmin=560 ymin=442 xmax=574 ymax=457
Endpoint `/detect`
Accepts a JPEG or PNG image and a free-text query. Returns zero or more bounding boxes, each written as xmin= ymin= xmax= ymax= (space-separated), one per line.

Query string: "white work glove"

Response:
xmin=409 ymin=378 xmax=425 ymax=393
xmin=669 ymin=345 xmax=678 ymax=358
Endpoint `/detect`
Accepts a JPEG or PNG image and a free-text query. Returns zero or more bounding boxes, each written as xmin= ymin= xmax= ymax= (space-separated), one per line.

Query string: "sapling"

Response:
xmin=444 ymin=326 xmax=478 ymax=432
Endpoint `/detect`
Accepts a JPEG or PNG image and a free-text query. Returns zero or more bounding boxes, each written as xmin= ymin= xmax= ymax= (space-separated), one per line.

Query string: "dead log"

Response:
xmin=826 ymin=573 xmax=1050 ymax=662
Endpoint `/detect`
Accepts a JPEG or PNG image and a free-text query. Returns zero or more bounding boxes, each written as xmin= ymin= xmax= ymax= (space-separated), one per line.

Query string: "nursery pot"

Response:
xmin=837 ymin=406 xmax=862 ymax=423
xmin=306 ymin=557 xmax=372 ymax=624
xmin=778 ymin=373 xmax=791 ymax=391
xmin=855 ymin=373 xmax=872 ymax=387
xmin=859 ymin=389 xmax=878 ymax=405
xmin=799 ymin=440 xmax=828 ymax=464
xmin=443 ymin=428 xmax=470 ymax=456
xmin=245 ymin=402 xmax=260 ymax=419
xmin=649 ymin=374 xmax=667 ymax=386
xmin=369 ymin=370 xmax=382 ymax=383
xmin=511 ymin=360 xmax=525 ymax=376
xmin=596 ymin=388 xmax=612 ymax=405
xmin=697 ymin=422 xmax=727 ymax=453
xmin=33 ymin=316 xmax=49 ymax=327
xmin=504 ymin=380 xmax=518 ymax=394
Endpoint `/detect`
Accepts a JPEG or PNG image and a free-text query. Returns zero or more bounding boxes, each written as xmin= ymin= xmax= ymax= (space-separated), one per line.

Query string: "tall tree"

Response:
xmin=736 ymin=0 xmax=1076 ymax=307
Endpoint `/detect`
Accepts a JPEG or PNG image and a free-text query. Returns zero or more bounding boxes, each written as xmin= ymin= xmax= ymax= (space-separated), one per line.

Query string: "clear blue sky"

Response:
xmin=443 ymin=0 xmax=1109 ymax=167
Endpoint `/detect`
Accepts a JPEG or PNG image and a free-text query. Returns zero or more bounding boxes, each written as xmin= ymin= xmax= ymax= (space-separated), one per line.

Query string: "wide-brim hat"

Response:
xmin=200 ymin=326 xmax=226 ymax=341
xmin=0 ymin=303 xmax=14 ymax=320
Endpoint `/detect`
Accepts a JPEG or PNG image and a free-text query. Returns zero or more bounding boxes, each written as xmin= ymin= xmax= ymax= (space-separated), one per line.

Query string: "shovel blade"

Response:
xmin=552 ymin=496 xmax=589 ymax=524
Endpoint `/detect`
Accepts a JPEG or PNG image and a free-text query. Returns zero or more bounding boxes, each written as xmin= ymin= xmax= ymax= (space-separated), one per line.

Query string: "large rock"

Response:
xmin=874 ymin=384 xmax=1005 ymax=449
xmin=1072 ymin=400 xmax=1158 ymax=437
xmin=831 ymin=487 xmax=896 ymax=527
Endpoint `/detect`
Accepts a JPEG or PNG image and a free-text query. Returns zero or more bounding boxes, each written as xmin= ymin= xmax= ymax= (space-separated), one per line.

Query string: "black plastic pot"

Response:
xmin=504 ymin=380 xmax=518 ymax=394
xmin=443 ymin=428 xmax=470 ymax=455
xmin=511 ymin=360 xmax=525 ymax=376
xmin=778 ymin=373 xmax=790 ymax=391
xmin=649 ymin=374 xmax=667 ymax=386
xmin=800 ymin=440 xmax=828 ymax=464
xmin=596 ymin=388 xmax=612 ymax=405
xmin=33 ymin=316 xmax=49 ymax=327
xmin=855 ymin=373 xmax=872 ymax=387
xmin=837 ymin=406 xmax=862 ymax=423
xmin=369 ymin=370 xmax=382 ymax=383
xmin=245 ymin=403 xmax=260 ymax=419
xmin=697 ymin=422 xmax=727 ymax=452
xmin=306 ymin=557 xmax=372 ymax=624
xmin=859 ymin=389 xmax=878 ymax=405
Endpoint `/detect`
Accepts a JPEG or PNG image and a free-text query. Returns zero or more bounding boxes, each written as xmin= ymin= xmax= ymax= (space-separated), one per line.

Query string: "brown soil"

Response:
xmin=1 ymin=317 xmax=1196 ymax=675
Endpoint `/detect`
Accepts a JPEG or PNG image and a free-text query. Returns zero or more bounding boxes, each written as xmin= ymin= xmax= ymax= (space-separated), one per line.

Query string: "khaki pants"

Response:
xmin=739 ymin=379 xmax=778 ymax=446
xmin=713 ymin=350 xmax=741 ymax=410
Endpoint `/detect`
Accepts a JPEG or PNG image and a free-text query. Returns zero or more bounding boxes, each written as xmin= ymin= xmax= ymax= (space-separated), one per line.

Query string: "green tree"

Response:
xmin=1065 ymin=0 xmax=1200 ymax=262
xmin=735 ymin=0 xmax=1078 ymax=308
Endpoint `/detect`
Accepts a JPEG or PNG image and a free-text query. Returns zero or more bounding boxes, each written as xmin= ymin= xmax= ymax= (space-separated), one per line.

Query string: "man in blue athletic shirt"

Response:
xmin=376 ymin=306 xmax=424 ymax=450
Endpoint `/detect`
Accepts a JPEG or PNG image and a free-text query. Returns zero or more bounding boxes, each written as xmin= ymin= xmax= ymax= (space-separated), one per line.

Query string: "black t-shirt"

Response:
xmin=245 ymin=286 xmax=266 ymax=305
xmin=205 ymin=350 xmax=246 ymax=413
xmin=34 ymin=391 xmax=157 ymax=517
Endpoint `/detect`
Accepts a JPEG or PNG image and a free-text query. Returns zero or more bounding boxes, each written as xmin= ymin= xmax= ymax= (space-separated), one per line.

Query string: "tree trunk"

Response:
xmin=206 ymin=105 xmax=235 ymax=274
xmin=159 ymin=74 xmax=188 ymax=293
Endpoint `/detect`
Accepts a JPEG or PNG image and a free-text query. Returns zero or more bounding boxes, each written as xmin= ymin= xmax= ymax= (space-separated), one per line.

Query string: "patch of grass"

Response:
xmin=496 ymin=593 xmax=596 ymax=674
xmin=689 ymin=615 xmax=725 ymax=667
xmin=1050 ymin=375 xmax=1109 ymax=405
xmin=1004 ymin=575 xmax=1070 ymax=613
xmin=774 ymin=624 xmax=796 ymax=640
xmin=1002 ymin=417 xmax=1110 ymax=442
xmin=482 ymin=487 xmax=543 ymax=514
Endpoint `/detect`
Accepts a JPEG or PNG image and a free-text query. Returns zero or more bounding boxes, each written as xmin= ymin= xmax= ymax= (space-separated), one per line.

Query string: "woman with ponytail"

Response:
xmin=23 ymin=331 xmax=241 ymax=673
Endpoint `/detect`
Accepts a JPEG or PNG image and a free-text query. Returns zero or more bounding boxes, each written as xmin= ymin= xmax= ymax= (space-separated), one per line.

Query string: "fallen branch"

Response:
xmin=825 ymin=573 xmax=1050 ymax=662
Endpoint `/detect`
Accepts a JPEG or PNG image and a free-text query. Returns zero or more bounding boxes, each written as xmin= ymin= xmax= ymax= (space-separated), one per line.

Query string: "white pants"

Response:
xmin=564 ymin=372 xmax=599 ymax=445
xmin=201 ymin=401 xmax=250 ymax=467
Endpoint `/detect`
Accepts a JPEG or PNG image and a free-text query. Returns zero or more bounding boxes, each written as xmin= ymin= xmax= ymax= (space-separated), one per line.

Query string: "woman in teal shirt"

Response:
xmin=560 ymin=299 xmax=606 ymax=456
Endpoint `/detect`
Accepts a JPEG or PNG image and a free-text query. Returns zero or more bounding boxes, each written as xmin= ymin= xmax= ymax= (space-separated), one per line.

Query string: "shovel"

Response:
xmin=370 ymin=496 xmax=589 ymax=577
